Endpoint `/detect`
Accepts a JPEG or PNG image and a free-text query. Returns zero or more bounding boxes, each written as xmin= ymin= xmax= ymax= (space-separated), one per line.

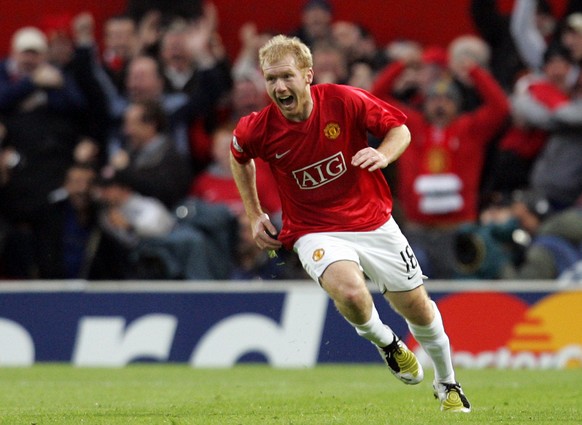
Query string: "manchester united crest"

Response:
xmin=324 ymin=122 xmax=340 ymax=140
xmin=312 ymin=248 xmax=325 ymax=262
xmin=427 ymin=147 xmax=450 ymax=173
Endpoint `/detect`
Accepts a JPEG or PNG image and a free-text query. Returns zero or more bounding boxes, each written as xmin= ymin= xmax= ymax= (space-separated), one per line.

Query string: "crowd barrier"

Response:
xmin=0 ymin=280 xmax=580 ymax=369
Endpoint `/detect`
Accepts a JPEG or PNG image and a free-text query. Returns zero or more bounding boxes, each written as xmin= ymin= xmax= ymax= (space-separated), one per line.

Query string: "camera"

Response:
xmin=453 ymin=219 xmax=519 ymax=279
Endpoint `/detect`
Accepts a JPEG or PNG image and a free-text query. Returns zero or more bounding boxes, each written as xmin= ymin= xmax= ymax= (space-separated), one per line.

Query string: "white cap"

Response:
xmin=567 ymin=13 xmax=582 ymax=35
xmin=11 ymin=27 xmax=48 ymax=53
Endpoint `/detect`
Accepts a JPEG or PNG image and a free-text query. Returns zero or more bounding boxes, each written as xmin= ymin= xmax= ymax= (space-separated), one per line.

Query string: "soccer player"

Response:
xmin=230 ymin=35 xmax=471 ymax=413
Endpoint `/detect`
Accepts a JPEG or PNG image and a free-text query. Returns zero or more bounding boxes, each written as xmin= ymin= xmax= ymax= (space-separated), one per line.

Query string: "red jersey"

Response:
xmin=232 ymin=84 xmax=407 ymax=249
xmin=373 ymin=64 xmax=510 ymax=225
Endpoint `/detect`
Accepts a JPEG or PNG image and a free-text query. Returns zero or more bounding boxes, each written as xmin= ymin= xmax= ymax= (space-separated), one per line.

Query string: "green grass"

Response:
xmin=0 ymin=365 xmax=580 ymax=424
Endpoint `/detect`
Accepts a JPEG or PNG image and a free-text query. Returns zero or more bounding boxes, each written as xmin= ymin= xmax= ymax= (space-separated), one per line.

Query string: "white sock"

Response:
xmin=407 ymin=300 xmax=455 ymax=383
xmin=349 ymin=306 xmax=395 ymax=347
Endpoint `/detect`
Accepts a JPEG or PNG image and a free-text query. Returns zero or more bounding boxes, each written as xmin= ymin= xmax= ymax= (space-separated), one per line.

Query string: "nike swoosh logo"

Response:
xmin=407 ymin=271 xmax=419 ymax=280
xmin=275 ymin=149 xmax=291 ymax=159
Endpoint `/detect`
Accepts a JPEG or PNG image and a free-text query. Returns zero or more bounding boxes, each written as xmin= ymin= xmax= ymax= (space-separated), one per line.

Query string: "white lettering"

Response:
xmin=415 ymin=345 xmax=582 ymax=369
xmin=326 ymin=156 xmax=344 ymax=177
xmin=300 ymin=171 xmax=319 ymax=187
xmin=0 ymin=319 xmax=34 ymax=366
xmin=190 ymin=289 xmax=328 ymax=368
xmin=314 ymin=164 xmax=327 ymax=183
xmin=72 ymin=314 xmax=177 ymax=367
xmin=414 ymin=173 xmax=464 ymax=214
xmin=555 ymin=345 xmax=582 ymax=368
xmin=292 ymin=152 xmax=346 ymax=189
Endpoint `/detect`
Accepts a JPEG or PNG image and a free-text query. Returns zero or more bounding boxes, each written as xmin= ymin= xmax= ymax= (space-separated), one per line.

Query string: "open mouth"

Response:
xmin=278 ymin=95 xmax=294 ymax=107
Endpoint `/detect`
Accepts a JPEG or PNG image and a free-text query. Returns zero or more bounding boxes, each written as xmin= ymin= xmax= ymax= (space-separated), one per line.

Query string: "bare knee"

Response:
xmin=336 ymin=283 xmax=370 ymax=309
xmin=322 ymin=264 xmax=369 ymax=307
xmin=321 ymin=261 xmax=372 ymax=323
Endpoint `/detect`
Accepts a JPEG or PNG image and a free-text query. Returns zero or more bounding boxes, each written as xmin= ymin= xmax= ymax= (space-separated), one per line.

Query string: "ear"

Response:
xmin=305 ymin=68 xmax=314 ymax=84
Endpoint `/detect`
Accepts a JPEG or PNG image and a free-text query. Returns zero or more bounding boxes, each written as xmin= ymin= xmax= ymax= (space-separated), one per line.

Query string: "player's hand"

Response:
xmin=351 ymin=147 xmax=388 ymax=172
xmin=252 ymin=213 xmax=283 ymax=251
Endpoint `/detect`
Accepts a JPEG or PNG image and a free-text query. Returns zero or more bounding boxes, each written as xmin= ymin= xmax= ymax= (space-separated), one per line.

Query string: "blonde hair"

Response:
xmin=259 ymin=35 xmax=313 ymax=71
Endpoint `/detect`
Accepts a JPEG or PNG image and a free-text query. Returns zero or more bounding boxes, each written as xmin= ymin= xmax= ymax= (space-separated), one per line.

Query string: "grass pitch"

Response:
xmin=0 ymin=364 xmax=580 ymax=424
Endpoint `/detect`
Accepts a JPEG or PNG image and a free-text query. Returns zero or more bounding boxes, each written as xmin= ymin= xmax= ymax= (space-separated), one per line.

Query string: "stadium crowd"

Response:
xmin=1 ymin=0 xmax=582 ymax=282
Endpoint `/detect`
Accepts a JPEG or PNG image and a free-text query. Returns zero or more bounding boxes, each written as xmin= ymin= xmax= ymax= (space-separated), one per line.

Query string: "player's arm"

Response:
xmin=351 ymin=124 xmax=411 ymax=172
xmin=230 ymin=152 xmax=282 ymax=251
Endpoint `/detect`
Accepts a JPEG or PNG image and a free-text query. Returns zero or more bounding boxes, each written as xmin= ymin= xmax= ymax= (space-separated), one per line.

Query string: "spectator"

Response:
xmin=510 ymin=0 xmax=559 ymax=72
xmin=484 ymin=43 xmax=574 ymax=195
xmin=377 ymin=41 xmax=449 ymax=110
xmin=40 ymin=13 xmax=76 ymax=70
xmin=93 ymin=169 xmax=193 ymax=279
xmin=227 ymin=75 xmax=269 ymax=125
xmin=1 ymin=163 xmax=101 ymax=279
xmin=373 ymin=55 xmax=510 ymax=279
xmin=512 ymin=18 xmax=582 ymax=209
xmin=68 ymin=13 xmax=111 ymax=163
xmin=95 ymin=170 xmax=177 ymax=249
xmin=103 ymin=52 xmax=227 ymax=164
xmin=0 ymin=26 xmax=89 ymax=278
xmin=101 ymin=15 xmax=139 ymax=93
xmin=452 ymin=194 xmax=519 ymax=279
xmin=125 ymin=0 xmax=204 ymax=28
xmin=189 ymin=123 xmax=281 ymax=219
xmin=447 ymin=34 xmax=494 ymax=111
xmin=500 ymin=190 xmax=582 ymax=280
xmin=34 ymin=163 xmax=102 ymax=279
xmin=160 ymin=19 xmax=198 ymax=93
xmin=107 ymin=99 xmax=192 ymax=209
xmin=290 ymin=0 xmax=334 ymax=49
xmin=347 ymin=60 xmax=376 ymax=91
xmin=311 ymin=41 xmax=348 ymax=85
xmin=231 ymin=22 xmax=272 ymax=93
xmin=95 ymin=6 xmax=231 ymax=170
xmin=331 ymin=21 xmax=388 ymax=72
xmin=158 ymin=8 xmax=233 ymax=169
xmin=160 ymin=6 xmax=231 ymax=96
xmin=417 ymin=46 xmax=450 ymax=98
xmin=562 ymin=12 xmax=582 ymax=70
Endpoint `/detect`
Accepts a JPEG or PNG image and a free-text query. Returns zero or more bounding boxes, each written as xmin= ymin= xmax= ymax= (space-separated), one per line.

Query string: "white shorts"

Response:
xmin=293 ymin=217 xmax=424 ymax=293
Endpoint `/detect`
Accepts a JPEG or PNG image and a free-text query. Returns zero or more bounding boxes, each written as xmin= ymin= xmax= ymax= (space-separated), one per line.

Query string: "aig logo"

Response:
xmin=292 ymin=152 xmax=346 ymax=189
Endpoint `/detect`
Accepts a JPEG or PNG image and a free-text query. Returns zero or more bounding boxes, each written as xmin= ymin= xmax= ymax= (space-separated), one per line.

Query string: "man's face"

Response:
xmin=123 ymin=104 xmax=155 ymax=148
xmin=543 ymin=55 xmax=573 ymax=90
xmin=302 ymin=6 xmax=331 ymax=40
xmin=64 ymin=167 xmax=96 ymax=210
xmin=424 ymin=95 xmax=459 ymax=127
xmin=312 ymin=48 xmax=346 ymax=84
xmin=126 ymin=57 xmax=163 ymax=102
xmin=104 ymin=18 xmax=136 ymax=59
xmin=160 ymin=32 xmax=192 ymax=73
xmin=12 ymin=49 xmax=44 ymax=76
xmin=262 ymin=54 xmax=313 ymax=122
xmin=332 ymin=21 xmax=360 ymax=52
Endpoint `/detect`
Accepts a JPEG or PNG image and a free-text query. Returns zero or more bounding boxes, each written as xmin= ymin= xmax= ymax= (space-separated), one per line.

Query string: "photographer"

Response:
xmin=501 ymin=191 xmax=582 ymax=280
xmin=453 ymin=194 xmax=520 ymax=279
xmin=454 ymin=190 xmax=582 ymax=280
